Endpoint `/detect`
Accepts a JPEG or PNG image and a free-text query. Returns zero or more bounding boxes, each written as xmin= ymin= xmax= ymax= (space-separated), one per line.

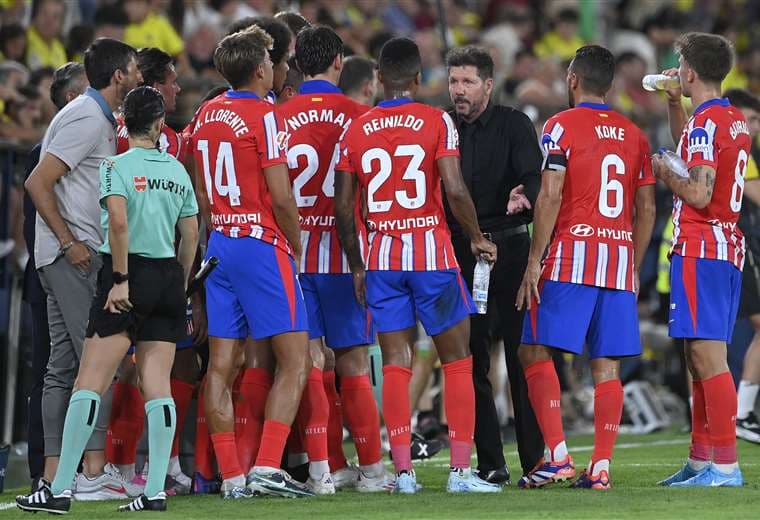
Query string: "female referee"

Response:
xmin=17 ymin=86 xmax=199 ymax=514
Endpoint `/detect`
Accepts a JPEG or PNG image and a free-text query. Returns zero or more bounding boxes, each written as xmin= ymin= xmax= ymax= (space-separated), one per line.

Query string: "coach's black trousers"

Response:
xmin=452 ymin=231 xmax=544 ymax=476
xmin=27 ymin=298 xmax=50 ymax=482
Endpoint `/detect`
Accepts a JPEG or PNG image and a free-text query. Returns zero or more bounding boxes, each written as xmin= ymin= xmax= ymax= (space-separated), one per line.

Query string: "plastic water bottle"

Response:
xmin=642 ymin=74 xmax=680 ymax=92
xmin=657 ymin=148 xmax=689 ymax=178
xmin=472 ymin=256 xmax=492 ymax=315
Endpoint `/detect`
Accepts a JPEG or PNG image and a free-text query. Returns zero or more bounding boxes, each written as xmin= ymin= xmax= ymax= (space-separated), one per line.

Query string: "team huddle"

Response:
xmin=16 ymin=15 xmax=750 ymax=515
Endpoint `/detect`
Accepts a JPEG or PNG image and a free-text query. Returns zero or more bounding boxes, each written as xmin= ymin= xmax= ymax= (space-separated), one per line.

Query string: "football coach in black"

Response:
xmin=444 ymin=46 xmax=544 ymax=485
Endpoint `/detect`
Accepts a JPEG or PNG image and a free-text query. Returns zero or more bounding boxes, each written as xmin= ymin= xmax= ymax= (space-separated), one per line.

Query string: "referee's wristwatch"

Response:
xmin=113 ymin=272 xmax=129 ymax=284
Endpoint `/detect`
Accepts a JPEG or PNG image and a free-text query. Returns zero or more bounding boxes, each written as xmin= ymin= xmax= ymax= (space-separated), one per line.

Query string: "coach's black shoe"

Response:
xmin=737 ymin=412 xmax=760 ymax=444
xmin=477 ymin=466 xmax=511 ymax=485
xmin=118 ymin=492 xmax=167 ymax=512
xmin=16 ymin=487 xmax=71 ymax=515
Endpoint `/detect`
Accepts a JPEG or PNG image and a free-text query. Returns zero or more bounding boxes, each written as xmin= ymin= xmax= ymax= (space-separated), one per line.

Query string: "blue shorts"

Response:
xmin=205 ymin=232 xmax=308 ymax=340
xmin=521 ymin=280 xmax=641 ymax=359
xmin=366 ymin=269 xmax=475 ymax=336
xmin=669 ymin=255 xmax=742 ymax=342
xmin=300 ymin=273 xmax=374 ymax=348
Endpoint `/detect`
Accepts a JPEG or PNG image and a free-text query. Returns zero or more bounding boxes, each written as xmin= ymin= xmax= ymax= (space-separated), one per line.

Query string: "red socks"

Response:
xmin=170 ymin=379 xmax=194 ymax=459
xmin=702 ymin=372 xmax=738 ymax=464
xmin=323 ymin=370 xmax=348 ymax=471
xmin=690 ymin=380 xmax=711 ymax=462
xmin=106 ymin=382 xmax=144 ymax=465
xmin=210 ymin=431 xmax=243 ymax=480
xmin=341 ymin=374 xmax=382 ymax=466
xmin=235 ymin=368 xmax=273 ymax=472
xmin=295 ymin=368 xmax=329 ymax=463
xmin=591 ymin=379 xmax=623 ymax=466
xmin=255 ymin=420 xmax=291 ymax=469
xmin=442 ymin=356 xmax=475 ymax=469
xmin=382 ymin=365 xmax=412 ymax=472
xmin=525 ymin=360 xmax=566 ymax=457
xmin=194 ymin=379 xmax=216 ymax=479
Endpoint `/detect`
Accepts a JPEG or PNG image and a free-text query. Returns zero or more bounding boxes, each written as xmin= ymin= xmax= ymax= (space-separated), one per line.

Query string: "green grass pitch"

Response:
xmin=2 ymin=430 xmax=758 ymax=519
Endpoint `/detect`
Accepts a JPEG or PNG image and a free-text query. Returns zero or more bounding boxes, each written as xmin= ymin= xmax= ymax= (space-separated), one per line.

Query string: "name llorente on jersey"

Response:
xmin=594 ymin=125 xmax=625 ymax=141
xmin=363 ymin=114 xmax=424 ymax=136
xmin=193 ymin=107 xmax=250 ymax=138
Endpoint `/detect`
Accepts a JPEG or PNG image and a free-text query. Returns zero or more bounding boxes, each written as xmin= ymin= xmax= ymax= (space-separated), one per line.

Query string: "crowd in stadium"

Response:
xmin=0 ymin=0 xmax=760 ymax=514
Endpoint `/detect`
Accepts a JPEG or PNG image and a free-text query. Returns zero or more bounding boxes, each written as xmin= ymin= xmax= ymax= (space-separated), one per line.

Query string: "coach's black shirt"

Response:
xmin=444 ymin=103 xmax=542 ymax=237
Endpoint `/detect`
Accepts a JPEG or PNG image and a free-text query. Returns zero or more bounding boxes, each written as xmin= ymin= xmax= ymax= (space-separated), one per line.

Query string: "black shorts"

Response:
xmin=86 ymin=254 xmax=186 ymax=344
xmin=740 ymin=248 xmax=760 ymax=318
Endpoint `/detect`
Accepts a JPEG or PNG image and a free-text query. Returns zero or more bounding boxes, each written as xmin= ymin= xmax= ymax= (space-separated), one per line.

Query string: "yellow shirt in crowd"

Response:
xmin=534 ymin=31 xmax=585 ymax=62
xmin=26 ymin=26 xmax=67 ymax=70
xmin=124 ymin=12 xmax=184 ymax=57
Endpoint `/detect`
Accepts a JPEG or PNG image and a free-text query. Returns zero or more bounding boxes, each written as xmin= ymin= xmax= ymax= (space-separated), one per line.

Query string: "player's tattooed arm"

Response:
xmin=516 ymin=169 xmax=564 ymax=311
xmin=335 ymin=170 xmax=367 ymax=306
xmin=653 ymin=157 xmax=716 ymax=209
xmin=264 ymin=163 xmax=303 ymax=261
xmin=438 ymin=156 xmax=497 ymax=262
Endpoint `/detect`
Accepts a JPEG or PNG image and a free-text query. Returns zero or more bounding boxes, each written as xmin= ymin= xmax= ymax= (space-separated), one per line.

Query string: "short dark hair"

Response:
xmin=50 ymin=62 xmax=85 ymax=109
xmin=570 ymin=45 xmax=615 ymax=96
xmin=676 ymin=32 xmax=734 ymax=85
xmin=378 ymin=37 xmax=421 ymax=91
xmin=123 ymin=86 xmax=165 ymax=137
xmin=295 ymin=25 xmax=343 ymax=77
xmin=445 ymin=46 xmax=493 ymax=80
xmin=724 ymin=88 xmax=760 ymax=112
xmin=94 ymin=3 xmax=126 ymax=27
xmin=274 ymin=11 xmax=311 ymax=36
xmin=214 ymin=26 xmax=273 ymax=89
xmin=84 ymin=37 xmax=137 ymax=90
xmin=368 ymin=30 xmax=394 ymax=61
xmin=137 ymin=47 xmax=173 ymax=86
xmin=226 ymin=16 xmax=291 ymax=65
xmin=283 ymin=56 xmax=304 ymax=90
xmin=339 ymin=56 xmax=375 ymax=94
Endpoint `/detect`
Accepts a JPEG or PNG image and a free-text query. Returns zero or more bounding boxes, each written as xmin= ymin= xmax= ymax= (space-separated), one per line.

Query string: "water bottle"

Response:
xmin=472 ymin=256 xmax=492 ymax=315
xmin=642 ymin=74 xmax=680 ymax=92
xmin=657 ymin=148 xmax=689 ymax=178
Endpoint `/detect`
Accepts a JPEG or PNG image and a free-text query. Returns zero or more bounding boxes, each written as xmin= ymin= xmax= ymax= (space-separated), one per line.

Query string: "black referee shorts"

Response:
xmin=740 ymin=248 xmax=760 ymax=319
xmin=86 ymin=254 xmax=186 ymax=344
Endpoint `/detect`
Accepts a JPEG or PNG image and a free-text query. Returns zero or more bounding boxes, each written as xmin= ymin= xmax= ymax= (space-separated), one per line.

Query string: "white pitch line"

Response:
xmin=415 ymin=438 xmax=690 ymax=466
xmin=0 ymin=502 xmax=17 ymax=511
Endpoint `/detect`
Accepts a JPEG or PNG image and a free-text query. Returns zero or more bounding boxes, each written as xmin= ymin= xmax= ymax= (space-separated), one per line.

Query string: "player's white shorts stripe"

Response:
xmin=318 ymin=231 xmax=331 ymax=273
xmin=711 ymin=225 xmax=728 ymax=261
xmin=425 ymin=229 xmax=437 ymax=270
xmin=550 ymin=242 xmax=562 ymax=281
xmin=300 ymin=230 xmax=310 ymax=273
xmin=595 ymin=243 xmax=608 ymax=287
xmin=401 ymin=233 xmax=414 ymax=271
xmin=616 ymin=246 xmax=629 ymax=290
xmin=571 ymin=241 xmax=585 ymax=284
xmin=379 ymin=235 xmax=392 ymax=270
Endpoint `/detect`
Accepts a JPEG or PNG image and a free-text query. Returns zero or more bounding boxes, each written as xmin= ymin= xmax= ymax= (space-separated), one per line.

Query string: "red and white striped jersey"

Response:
xmin=539 ymin=102 xmax=655 ymax=292
xmin=279 ymin=80 xmax=365 ymax=274
xmin=337 ymin=98 xmax=460 ymax=271
xmin=116 ymin=116 xmax=185 ymax=160
xmin=189 ymin=89 xmax=292 ymax=255
xmin=671 ymin=98 xmax=750 ymax=270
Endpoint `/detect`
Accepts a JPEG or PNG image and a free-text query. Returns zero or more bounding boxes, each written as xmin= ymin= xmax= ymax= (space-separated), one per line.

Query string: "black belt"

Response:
xmin=483 ymin=224 xmax=529 ymax=241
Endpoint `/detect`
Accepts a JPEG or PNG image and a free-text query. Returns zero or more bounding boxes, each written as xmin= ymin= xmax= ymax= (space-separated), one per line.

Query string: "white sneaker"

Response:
xmin=74 ymin=463 xmax=144 ymax=501
xmin=357 ymin=467 xmax=395 ymax=493
xmin=447 ymin=468 xmax=502 ymax=493
xmin=306 ymin=472 xmax=336 ymax=495
xmin=332 ymin=464 xmax=360 ymax=490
